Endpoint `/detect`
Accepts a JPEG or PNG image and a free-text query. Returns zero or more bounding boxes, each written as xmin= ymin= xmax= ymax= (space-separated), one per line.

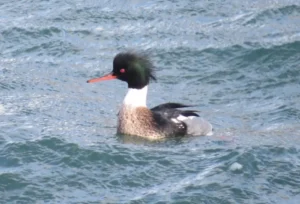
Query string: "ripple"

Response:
xmin=244 ymin=5 xmax=300 ymax=25
xmin=1 ymin=0 xmax=300 ymax=203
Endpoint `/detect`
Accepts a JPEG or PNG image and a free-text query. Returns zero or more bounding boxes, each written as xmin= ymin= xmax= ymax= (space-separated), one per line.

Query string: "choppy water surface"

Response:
xmin=1 ymin=0 xmax=300 ymax=203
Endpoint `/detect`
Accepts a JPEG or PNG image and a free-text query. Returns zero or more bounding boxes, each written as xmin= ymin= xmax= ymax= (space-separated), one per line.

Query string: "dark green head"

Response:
xmin=87 ymin=52 xmax=156 ymax=89
xmin=112 ymin=52 xmax=156 ymax=89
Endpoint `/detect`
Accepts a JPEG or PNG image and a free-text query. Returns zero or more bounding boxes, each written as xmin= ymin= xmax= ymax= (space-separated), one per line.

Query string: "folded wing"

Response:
xmin=151 ymin=103 xmax=213 ymax=136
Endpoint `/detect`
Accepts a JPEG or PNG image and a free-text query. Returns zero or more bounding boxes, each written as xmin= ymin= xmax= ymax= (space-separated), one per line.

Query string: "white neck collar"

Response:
xmin=123 ymin=86 xmax=148 ymax=107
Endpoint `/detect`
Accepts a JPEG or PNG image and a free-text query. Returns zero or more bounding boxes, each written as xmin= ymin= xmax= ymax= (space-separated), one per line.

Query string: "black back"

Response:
xmin=151 ymin=103 xmax=200 ymax=137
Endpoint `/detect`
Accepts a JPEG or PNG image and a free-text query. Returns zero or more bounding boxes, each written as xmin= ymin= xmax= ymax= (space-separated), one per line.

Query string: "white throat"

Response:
xmin=123 ymin=86 xmax=148 ymax=107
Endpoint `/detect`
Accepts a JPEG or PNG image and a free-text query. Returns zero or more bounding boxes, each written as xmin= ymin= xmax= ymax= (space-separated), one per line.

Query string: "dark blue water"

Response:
xmin=1 ymin=0 xmax=300 ymax=203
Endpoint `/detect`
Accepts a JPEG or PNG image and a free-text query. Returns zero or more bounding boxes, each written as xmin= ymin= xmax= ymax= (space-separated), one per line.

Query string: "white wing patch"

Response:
xmin=171 ymin=118 xmax=180 ymax=123
xmin=171 ymin=115 xmax=188 ymax=129
xmin=172 ymin=115 xmax=195 ymax=124
xmin=177 ymin=115 xmax=195 ymax=121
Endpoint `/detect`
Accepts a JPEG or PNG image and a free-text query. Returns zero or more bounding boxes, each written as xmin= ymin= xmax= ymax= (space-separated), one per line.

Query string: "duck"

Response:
xmin=87 ymin=52 xmax=213 ymax=139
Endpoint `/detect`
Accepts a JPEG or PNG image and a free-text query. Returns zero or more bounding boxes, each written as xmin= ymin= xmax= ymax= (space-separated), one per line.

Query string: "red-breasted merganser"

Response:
xmin=87 ymin=52 xmax=213 ymax=139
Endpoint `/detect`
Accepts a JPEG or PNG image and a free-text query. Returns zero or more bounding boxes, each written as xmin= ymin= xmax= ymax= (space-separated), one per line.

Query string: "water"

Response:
xmin=1 ymin=0 xmax=300 ymax=203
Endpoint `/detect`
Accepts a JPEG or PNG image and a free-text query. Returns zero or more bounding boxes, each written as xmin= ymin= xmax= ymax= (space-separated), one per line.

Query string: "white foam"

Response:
xmin=229 ymin=162 xmax=243 ymax=172
xmin=0 ymin=104 xmax=5 ymax=115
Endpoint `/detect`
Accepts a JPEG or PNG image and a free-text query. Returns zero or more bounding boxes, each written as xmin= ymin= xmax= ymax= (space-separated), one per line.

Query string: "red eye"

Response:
xmin=120 ymin=68 xmax=125 ymax=73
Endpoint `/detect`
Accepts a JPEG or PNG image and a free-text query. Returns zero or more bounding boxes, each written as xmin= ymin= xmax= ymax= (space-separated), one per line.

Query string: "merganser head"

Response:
xmin=87 ymin=52 xmax=156 ymax=89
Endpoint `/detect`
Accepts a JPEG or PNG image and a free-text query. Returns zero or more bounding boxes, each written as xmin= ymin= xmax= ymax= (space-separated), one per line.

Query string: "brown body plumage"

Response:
xmin=117 ymin=106 xmax=164 ymax=139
